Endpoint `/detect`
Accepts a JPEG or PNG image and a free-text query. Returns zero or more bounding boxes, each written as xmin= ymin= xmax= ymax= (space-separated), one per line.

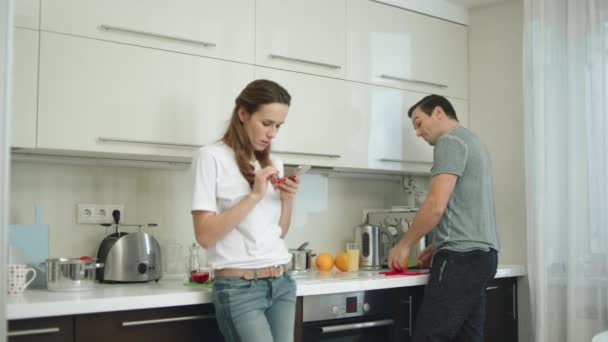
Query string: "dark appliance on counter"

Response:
xmin=300 ymin=290 xmax=394 ymax=341
xmin=96 ymin=210 xmax=162 ymax=283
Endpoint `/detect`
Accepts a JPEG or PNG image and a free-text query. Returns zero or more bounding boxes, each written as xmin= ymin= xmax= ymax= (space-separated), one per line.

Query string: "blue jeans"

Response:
xmin=413 ymin=249 xmax=498 ymax=342
xmin=212 ymin=271 xmax=297 ymax=342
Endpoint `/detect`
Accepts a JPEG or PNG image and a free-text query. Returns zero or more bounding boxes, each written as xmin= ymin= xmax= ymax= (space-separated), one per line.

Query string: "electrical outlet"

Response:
xmin=77 ymin=203 xmax=124 ymax=224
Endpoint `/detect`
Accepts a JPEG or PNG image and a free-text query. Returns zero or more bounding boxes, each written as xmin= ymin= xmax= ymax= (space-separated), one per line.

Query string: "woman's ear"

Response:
xmin=237 ymin=107 xmax=250 ymax=123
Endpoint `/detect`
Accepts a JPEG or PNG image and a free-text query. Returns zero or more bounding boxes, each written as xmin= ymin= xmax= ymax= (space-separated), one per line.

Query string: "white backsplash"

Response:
xmin=9 ymin=161 xmax=421 ymax=270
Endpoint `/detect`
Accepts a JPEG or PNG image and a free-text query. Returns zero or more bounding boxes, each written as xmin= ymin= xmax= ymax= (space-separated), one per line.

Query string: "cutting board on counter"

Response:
xmin=9 ymin=203 xmax=49 ymax=288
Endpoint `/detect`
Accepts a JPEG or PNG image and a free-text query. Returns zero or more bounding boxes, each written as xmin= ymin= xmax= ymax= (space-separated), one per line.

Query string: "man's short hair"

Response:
xmin=407 ymin=94 xmax=458 ymax=121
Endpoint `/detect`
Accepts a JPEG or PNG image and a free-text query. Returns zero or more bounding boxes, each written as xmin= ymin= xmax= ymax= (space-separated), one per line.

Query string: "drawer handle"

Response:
xmin=319 ymin=319 xmax=393 ymax=333
xmin=98 ymin=137 xmax=203 ymax=148
xmin=122 ymin=314 xmax=215 ymax=327
xmin=269 ymin=54 xmax=342 ymax=69
xmin=8 ymin=327 xmax=60 ymax=337
xmin=486 ymin=285 xmax=499 ymax=291
xmin=380 ymin=74 xmax=448 ymax=89
xmin=379 ymin=158 xmax=430 ymax=164
xmin=99 ymin=24 xmax=217 ymax=47
xmin=273 ymin=150 xmax=341 ymax=159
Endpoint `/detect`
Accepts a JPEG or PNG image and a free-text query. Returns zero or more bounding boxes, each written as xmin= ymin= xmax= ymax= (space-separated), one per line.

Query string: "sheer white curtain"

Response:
xmin=524 ymin=0 xmax=608 ymax=341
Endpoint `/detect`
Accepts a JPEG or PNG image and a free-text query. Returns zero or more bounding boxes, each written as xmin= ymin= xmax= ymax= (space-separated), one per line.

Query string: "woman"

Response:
xmin=191 ymin=79 xmax=299 ymax=342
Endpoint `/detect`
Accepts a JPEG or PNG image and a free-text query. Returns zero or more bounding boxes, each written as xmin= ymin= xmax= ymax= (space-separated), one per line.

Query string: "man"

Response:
xmin=388 ymin=94 xmax=500 ymax=341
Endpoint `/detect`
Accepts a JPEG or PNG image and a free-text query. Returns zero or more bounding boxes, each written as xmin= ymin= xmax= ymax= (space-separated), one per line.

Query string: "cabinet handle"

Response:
xmin=273 ymin=150 xmax=341 ymax=159
xmin=400 ymin=296 xmax=413 ymax=337
xmin=379 ymin=158 xmax=430 ymax=164
xmin=512 ymin=283 xmax=517 ymax=320
xmin=486 ymin=286 xmax=499 ymax=291
xmin=99 ymin=24 xmax=217 ymax=47
xmin=122 ymin=314 xmax=215 ymax=327
xmin=98 ymin=137 xmax=203 ymax=148
xmin=319 ymin=319 xmax=393 ymax=333
xmin=380 ymin=74 xmax=448 ymax=89
xmin=8 ymin=327 xmax=60 ymax=337
xmin=269 ymin=54 xmax=342 ymax=69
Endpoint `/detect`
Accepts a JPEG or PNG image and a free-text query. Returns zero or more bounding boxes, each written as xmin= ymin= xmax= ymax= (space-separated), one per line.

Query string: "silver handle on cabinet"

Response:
xmin=379 ymin=158 xmax=430 ymax=164
xmin=319 ymin=319 xmax=394 ymax=333
xmin=512 ymin=283 xmax=517 ymax=320
xmin=99 ymin=24 xmax=217 ymax=47
xmin=400 ymin=295 xmax=413 ymax=337
xmin=98 ymin=137 xmax=203 ymax=148
xmin=8 ymin=327 xmax=61 ymax=337
xmin=269 ymin=54 xmax=342 ymax=69
xmin=122 ymin=314 xmax=215 ymax=327
xmin=273 ymin=150 xmax=341 ymax=159
xmin=486 ymin=286 xmax=499 ymax=291
xmin=380 ymin=74 xmax=448 ymax=89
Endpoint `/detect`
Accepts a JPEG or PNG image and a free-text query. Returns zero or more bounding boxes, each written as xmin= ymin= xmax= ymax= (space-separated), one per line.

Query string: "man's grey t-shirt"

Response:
xmin=430 ymin=126 xmax=500 ymax=253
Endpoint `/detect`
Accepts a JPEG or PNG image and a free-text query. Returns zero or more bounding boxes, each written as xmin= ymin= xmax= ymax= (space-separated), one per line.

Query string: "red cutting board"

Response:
xmin=379 ymin=270 xmax=429 ymax=276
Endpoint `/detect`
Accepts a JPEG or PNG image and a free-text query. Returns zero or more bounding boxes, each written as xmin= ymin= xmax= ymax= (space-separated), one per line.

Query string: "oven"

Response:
xmin=301 ymin=290 xmax=394 ymax=342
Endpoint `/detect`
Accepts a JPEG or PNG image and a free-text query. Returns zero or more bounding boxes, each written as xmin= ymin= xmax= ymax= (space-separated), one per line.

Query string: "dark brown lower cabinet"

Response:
xmin=9 ymin=304 xmax=223 ymax=342
xmin=484 ymin=277 xmax=518 ymax=342
xmin=390 ymin=277 xmax=519 ymax=342
xmin=392 ymin=285 xmax=425 ymax=342
xmin=75 ymin=304 xmax=223 ymax=342
xmin=8 ymin=315 xmax=74 ymax=342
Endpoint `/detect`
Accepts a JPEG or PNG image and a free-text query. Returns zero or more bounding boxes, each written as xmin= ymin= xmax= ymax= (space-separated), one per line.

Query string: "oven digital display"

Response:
xmin=346 ymin=296 xmax=357 ymax=313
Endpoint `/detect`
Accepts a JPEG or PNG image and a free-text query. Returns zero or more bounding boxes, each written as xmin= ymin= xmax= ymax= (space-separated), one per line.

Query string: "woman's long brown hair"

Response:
xmin=222 ymin=79 xmax=291 ymax=188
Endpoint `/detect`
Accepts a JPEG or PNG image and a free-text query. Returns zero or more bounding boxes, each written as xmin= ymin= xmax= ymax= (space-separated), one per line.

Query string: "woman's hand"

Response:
xmin=251 ymin=166 xmax=278 ymax=200
xmin=276 ymin=173 xmax=300 ymax=202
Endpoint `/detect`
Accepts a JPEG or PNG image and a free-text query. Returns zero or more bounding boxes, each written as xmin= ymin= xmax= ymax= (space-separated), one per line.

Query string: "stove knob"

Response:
xmin=137 ymin=263 xmax=148 ymax=274
xmin=331 ymin=305 xmax=340 ymax=314
xmin=363 ymin=303 xmax=371 ymax=312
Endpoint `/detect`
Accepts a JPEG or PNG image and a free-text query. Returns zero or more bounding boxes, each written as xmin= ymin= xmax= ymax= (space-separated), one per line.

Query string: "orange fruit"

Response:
xmin=315 ymin=253 xmax=334 ymax=271
xmin=334 ymin=252 xmax=348 ymax=272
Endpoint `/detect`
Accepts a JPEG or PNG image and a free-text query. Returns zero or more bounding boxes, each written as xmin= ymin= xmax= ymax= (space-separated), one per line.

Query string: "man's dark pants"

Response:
xmin=413 ymin=248 xmax=498 ymax=342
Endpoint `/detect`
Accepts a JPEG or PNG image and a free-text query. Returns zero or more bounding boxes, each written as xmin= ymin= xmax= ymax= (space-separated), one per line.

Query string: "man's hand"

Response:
xmin=416 ymin=244 xmax=433 ymax=268
xmin=388 ymin=242 xmax=411 ymax=271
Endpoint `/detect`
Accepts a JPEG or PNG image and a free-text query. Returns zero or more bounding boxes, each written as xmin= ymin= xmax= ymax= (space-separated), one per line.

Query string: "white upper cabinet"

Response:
xmin=256 ymin=0 xmax=347 ymax=79
xmin=11 ymin=28 xmax=39 ymax=148
xmin=255 ymin=67 xmax=366 ymax=169
xmin=13 ymin=0 xmax=39 ymax=29
xmin=354 ymin=83 xmax=468 ymax=172
xmin=40 ymin=0 xmax=255 ymax=63
xmin=347 ymin=0 xmax=469 ymax=99
xmin=37 ymin=32 xmax=254 ymax=158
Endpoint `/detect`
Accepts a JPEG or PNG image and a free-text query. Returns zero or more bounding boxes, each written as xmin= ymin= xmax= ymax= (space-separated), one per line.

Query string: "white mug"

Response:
xmin=7 ymin=264 xmax=36 ymax=295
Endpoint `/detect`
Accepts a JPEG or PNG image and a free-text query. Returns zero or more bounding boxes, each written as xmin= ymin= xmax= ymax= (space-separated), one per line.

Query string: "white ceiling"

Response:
xmin=445 ymin=0 xmax=509 ymax=9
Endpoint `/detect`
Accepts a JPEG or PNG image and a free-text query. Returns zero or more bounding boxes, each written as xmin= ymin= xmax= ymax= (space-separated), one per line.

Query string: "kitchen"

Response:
xmin=1 ymin=0 xmax=606 ymax=341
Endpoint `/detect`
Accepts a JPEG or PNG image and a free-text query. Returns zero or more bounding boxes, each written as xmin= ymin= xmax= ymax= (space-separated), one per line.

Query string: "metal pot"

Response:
xmin=289 ymin=242 xmax=315 ymax=272
xmin=43 ymin=258 xmax=104 ymax=291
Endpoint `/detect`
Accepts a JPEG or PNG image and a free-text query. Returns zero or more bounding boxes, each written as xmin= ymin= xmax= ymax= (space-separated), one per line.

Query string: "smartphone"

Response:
xmin=288 ymin=165 xmax=311 ymax=180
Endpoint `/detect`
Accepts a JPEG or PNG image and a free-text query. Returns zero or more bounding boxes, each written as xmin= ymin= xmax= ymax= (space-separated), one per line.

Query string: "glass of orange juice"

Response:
xmin=346 ymin=242 xmax=360 ymax=272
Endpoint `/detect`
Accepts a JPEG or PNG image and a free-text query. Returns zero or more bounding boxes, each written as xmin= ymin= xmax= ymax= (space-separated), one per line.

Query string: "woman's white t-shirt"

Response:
xmin=191 ymin=142 xmax=292 ymax=269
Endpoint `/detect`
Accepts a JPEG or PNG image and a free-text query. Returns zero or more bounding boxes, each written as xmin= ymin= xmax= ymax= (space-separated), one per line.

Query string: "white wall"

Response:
xmin=469 ymin=0 xmax=525 ymax=268
xmin=9 ymin=161 xmax=416 ymax=273
xmin=1 ymin=0 xmax=10 ymax=339
xmin=469 ymin=1 xmax=530 ymax=341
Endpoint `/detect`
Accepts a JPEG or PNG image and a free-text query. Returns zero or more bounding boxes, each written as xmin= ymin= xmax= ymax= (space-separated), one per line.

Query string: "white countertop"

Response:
xmin=7 ymin=264 xmax=525 ymax=320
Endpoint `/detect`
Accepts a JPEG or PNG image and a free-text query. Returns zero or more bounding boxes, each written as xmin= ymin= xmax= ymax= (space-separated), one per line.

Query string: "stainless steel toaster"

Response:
xmin=96 ymin=232 xmax=162 ymax=283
